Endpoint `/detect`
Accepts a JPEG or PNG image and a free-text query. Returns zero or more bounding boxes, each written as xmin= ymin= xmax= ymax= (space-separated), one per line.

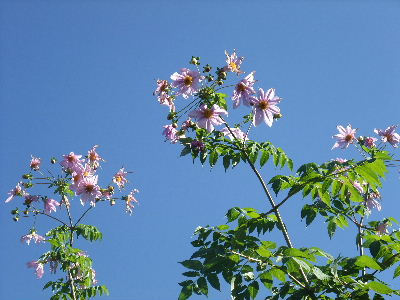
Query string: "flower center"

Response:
xmin=184 ymin=75 xmax=193 ymax=86
xmin=237 ymin=83 xmax=246 ymax=92
xmin=229 ymin=62 xmax=237 ymax=71
xmin=67 ymin=155 xmax=75 ymax=162
xmin=85 ymin=184 xmax=94 ymax=193
xmin=203 ymin=109 xmax=214 ymax=119
xmin=115 ymin=176 xmax=122 ymax=182
xmin=345 ymin=134 xmax=353 ymax=142
xmin=258 ymin=100 xmax=269 ymax=110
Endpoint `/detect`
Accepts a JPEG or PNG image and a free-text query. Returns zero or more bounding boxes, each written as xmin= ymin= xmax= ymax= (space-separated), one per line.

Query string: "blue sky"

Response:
xmin=1 ymin=1 xmax=399 ymax=299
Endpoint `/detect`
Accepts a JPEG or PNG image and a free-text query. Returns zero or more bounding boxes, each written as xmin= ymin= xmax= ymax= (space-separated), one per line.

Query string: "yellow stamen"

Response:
xmin=258 ymin=100 xmax=269 ymax=110
xmin=184 ymin=75 xmax=193 ymax=86
xmin=203 ymin=109 xmax=213 ymax=119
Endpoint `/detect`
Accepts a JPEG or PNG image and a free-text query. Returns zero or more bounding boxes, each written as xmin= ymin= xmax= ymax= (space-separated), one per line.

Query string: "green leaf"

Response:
xmin=217 ymin=224 xmax=229 ymax=230
xmin=256 ymin=246 xmax=272 ymax=258
xmin=183 ymin=271 xmax=200 ymax=277
xmin=331 ymin=180 xmax=343 ymax=196
xmin=270 ymin=268 xmax=286 ymax=281
xmin=180 ymin=260 xmax=203 ymax=271
xmin=355 ymin=255 xmax=382 ymax=270
xmin=367 ymin=281 xmax=393 ymax=294
xmin=223 ymin=155 xmax=230 ymax=171
xmin=259 ymin=271 xmax=273 ymax=289
xmin=248 ymin=281 xmax=259 ymax=299
xmin=178 ymin=285 xmax=193 ymax=300
xmin=197 ymin=277 xmax=208 ymax=296
xmin=393 ymin=265 xmax=400 ymax=278
xmin=311 ymin=266 xmax=330 ymax=280
xmin=260 ymin=150 xmax=270 ymax=167
xmin=226 ymin=207 xmax=241 ymax=222
xmin=209 ymin=150 xmax=218 ymax=167
xmin=207 ymin=274 xmax=220 ymax=291
xmin=180 ymin=147 xmax=191 ymax=157
xmin=327 ymin=220 xmax=336 ymax=239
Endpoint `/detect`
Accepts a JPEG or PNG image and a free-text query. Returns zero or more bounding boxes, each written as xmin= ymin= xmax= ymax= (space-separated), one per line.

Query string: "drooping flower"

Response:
xmin=170 ymin=68 xmax=203 ymax=99
xmin=30 ymin=156 xmax=41 ymax=171
xmin=181 ymin=118 xmax=193 ymax=131
xmin=332 ymin=125 xmax=357 ymax=149
xmin=162 ymin=125 xmax=179 ymax=143
xmin=232 ymin=71 xmax=256 ymax=108
xmin=220 ymin=127 xmax=248 ymax=141
xmin=49 ymin=259 xmax=58 ymax=274
xmin=154 ymin=79 xmax=170 ymax=96
xmin=250 ymin=88 xmax=282 ymax=127
xmin=158 ymin=93 xmax=175 ymax=112
xmin=44 ymin=198 xmax=60 ymax=214
xmin=76 ymin=175 xmax=102 ymax=206
xmin=87 ymin=145 xmax=103 ymax=169
xmin=5 ymin=183 xmax=25 ymax=203
xmin=364 ymin=136 xmax=378 ymax=148
xmin=374 ymin=125 xmax=400 ymax=147
xmin=113 ymin=168 xmax=128 ymax=189
xmin=188 ymin=104 xmax=228 ymax=132
xmin=27 ymin=261 xmax=44 ymax=279
xmin=191 ymin=140 xmax=205 ymax=152
xmin=60 ymin=152 xmax=84 ymax=173
xmin=224 ymin=50 xmax=244 ymax=74
xmin=352 ymin=181 xmax=364 ymax=194
xmin=21 ymin=232 xmax=45 ymax=245
xmin=125 ymin=189 xmax=139 ymax=215
xmin=365 ymin=192 xmax=382 ymax=215
xmin=376 ymin=222 xmax=389 ymax=235
xmin=24 ymin=194 xmax=40 ymax=205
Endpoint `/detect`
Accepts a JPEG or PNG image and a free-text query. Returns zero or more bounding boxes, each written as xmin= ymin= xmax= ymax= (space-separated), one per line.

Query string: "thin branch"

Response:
xmin=74 ymin=206 xmax=93 ymax=227
xmin=36 ymin=211 xmax=68 ymax=226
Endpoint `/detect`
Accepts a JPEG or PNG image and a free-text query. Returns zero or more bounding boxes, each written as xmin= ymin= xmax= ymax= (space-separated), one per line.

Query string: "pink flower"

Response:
xmin=21 ymin=232 xmax=45 ymax=245
xmin=220 ymin=127 xmax=248 ymax=141
xmin=5 ymin=183 xmax=24 ymax=203
xmin=365 ymin=192 xmax=382 ymax=215
xmin=30 ymin=155 xmax=41 ymax=171
xmin=113 ymin=168 xmax=129 ymax=189
xmin=181 ymin=118 xmax=193 ymax=131
xmin=364 ymin=136 xmax=378 ymax=148
xmin=332 ymin=125 xmax=357 ymax=149
xmin=188 ymin=104 xmax=228 ymax=132
xmin=232 ymin=72 xmax=256 ymax=108
xmin=70 ymin=164 xmax=95 ymax=192
xmin=27 ymin=261 xmax=44 ymax=279
xmin=332 ymin=158 xmax=348 ymax=163
xmin=60 ymin=152 xmax=84 ymax=173
xmin=374 ymin=125 xmax=400 ymax=147
xmin=162 ymin=125 xmax=179 ymax=143
xmin=224 ymin=50 xmax=244 ymax=74
xmin=76 ymin=175 xmax=102 ymax=206
xmin=250 ymin=88 xmax=282 ymax=127
xmin=376 ymin=223 xmax=389 ymax=235
xmin=24 ymin=194 xmax=39 ymax=205
xmin=352 ymin=181 xmax=364 ymax=194
xmin=87 ymin=145 xmax=103 ymax=169
xmin=154 ymin=79 xmax=170 ymax=96
xmin=158 ymin=93 xmax=175 ymax=112
xmin=170 ymin=68 xmax=203 ymax=99
xmin=191 ymin=140 xmax=205 ymax=152
xmin=126 ymin=189 xmax=139 ymax=215
xmin=44 ymin=198 xmax=60 ymax=214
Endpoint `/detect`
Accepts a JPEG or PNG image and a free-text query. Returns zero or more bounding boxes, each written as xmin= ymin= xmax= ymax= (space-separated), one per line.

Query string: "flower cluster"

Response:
xmin=155 ymin=50 xmax=284 ymax=152
xmin=5 ymin=146 xmax=140 ymax=285
xmin=332 ymin=124 xmax=400 ymax=150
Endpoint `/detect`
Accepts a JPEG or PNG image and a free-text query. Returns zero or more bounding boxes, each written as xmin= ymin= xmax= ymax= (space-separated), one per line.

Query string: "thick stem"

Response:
xmin=68 ymin=269 xmax=78 ymax=300
xmin=65 ymin=201 xmax=77 ymax=300
xmin=220 ymin=118 xmax=316 ymax=298
xmin=358 ymin=216 xmax=365 ymax=277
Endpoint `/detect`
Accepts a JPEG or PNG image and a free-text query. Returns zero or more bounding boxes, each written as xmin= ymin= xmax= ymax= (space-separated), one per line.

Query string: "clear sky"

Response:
xmin=1 ymin=1 xmax=399 ymax=299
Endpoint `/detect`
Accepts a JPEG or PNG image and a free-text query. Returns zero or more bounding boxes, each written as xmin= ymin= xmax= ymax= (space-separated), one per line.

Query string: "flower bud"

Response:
xmin=217 ymin=80 xmax=224 ymax=86
xmin=11 ymin=209 xmax=18 ymax=215
xmin=273 ymin=113 xmax=283 ymax=120
xmin=13 ymin=216 xmax=19 ymax=222
xmin=203 ymin=64 xmax=212 ymax=72
xmin=23 ymin=210 xmax=29 ymax=215
xmin=23 ymin=182 xmax=33 ymax=188
xmin=50 ymin=157 xmax=57 ymax=164
xmin=110 ymin=199 xmax=116 ymax=206
xmin=189 ymin=56 xmax=200 ymax=65
xmin=206 ymin=75 xmax=214 ymax=82
xmin=218 ymin=71 xmax=227 ymax=80
xmin=167 ymin=112 xmax=177 ymax=120
xmin=22 ymin=174 xmax=33 ymax=180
